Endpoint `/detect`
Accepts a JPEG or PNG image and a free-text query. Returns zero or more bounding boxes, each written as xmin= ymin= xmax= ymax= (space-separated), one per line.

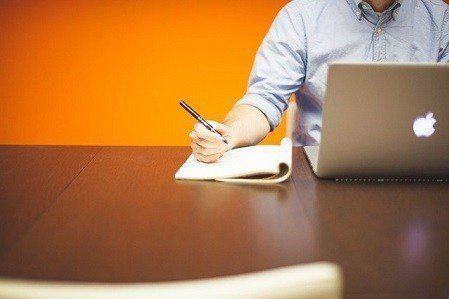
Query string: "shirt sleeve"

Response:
xmin=235 ymin=2 xmax=307 ymax=130
xmin=438 ymin=8 xmax=449 ymax=63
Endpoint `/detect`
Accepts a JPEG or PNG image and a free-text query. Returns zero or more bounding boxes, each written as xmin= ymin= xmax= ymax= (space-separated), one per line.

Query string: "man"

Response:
xmin=189 ymin=0 xmax=449 ymax=163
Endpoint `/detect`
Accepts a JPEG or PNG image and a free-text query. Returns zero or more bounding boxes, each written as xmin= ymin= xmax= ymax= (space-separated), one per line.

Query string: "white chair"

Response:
xmin=0 ymin=262 xmax=342 ymax=299
xmin=286 ymin=99 xmax=298 ymax=139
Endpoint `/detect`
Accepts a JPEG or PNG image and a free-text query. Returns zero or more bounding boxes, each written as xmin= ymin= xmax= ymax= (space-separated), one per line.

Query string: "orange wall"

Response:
xmin=0 ymin=1 xmax=289 ymax=146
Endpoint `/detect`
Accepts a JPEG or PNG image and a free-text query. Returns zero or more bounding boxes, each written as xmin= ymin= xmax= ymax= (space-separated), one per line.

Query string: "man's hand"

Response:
xmin=189 ymin=121 xmax=232 ymax=163
xmin=188 ymin=105 xmax=271 ymax=163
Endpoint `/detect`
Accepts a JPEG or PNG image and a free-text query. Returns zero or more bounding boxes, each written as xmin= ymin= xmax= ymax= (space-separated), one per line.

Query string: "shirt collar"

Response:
xmin=347 ymin=0 xmax=402 ymax=21
xmin=354 ymin=0 xmax=402 ymax=6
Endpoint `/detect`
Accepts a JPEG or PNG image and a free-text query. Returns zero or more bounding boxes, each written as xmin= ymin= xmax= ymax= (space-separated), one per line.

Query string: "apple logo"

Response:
xmin=413 ymin=112 xmax=436 ymax=138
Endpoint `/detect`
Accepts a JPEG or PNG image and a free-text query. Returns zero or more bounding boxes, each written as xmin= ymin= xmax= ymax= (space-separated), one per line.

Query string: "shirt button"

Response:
xmin=376 ymin=28 xmax=382 ymax=35
xmin=356 ymin=10 xmax=361 ymax=17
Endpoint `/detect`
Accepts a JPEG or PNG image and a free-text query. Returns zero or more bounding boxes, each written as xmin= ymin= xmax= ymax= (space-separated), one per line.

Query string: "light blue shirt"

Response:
xmin=236 ymin=0 xmax=449 ymax=145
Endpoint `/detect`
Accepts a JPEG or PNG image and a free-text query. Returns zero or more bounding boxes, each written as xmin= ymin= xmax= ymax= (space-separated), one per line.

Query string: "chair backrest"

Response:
xmin=0 ymin=262 xmax=342 ymax=299
xmin=286 ymin=99 xmax=298 ymax=139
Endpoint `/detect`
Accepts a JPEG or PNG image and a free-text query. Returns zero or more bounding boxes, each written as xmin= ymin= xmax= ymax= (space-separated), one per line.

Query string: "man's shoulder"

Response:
xmin=425 ymin=0 xmax=449 ymax=9
xmin=415 ymin=0 xmax=449 ymax=19
xmin=415 ymin=0 xmax=449 ymax=34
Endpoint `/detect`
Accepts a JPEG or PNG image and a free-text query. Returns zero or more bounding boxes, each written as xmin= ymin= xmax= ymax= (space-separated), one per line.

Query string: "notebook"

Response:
xmin=175 ymin=138 xmax=292 ymax=184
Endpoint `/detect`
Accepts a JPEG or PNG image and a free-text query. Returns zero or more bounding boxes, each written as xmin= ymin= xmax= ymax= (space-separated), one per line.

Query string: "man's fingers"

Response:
xmin=194 ymin=123 xmax=225 ymax=143
xmin=190 ymin=131 xmax=224 ymax=149
xmin=189 ymin=131 xmax=199 ymax=143
xmin=189 ymin=121 xmax=230 ymax=162
xmin=193 ymin=152 xmax=223 ymax=163
xmin=206 ymin=121 xmax=230 ymax=137
xmin=191 ymin=142 xmax=223 ymax=156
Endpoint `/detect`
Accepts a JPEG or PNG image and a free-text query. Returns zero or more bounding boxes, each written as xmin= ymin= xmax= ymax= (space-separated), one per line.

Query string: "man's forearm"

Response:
xmin=223 ymin=104 xmax=271 ymax=149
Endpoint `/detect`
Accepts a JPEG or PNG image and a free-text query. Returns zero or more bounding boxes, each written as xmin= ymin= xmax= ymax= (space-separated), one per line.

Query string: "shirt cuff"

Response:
xmin=234 ymin=94 xmax=282 ymax=131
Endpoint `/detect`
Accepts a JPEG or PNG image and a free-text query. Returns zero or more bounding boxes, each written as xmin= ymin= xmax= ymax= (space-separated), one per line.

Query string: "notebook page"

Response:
xmin=217 ymin=138 xmax=292 ymax=184
xmin=278 ymin=138 xmax=293 ymax=168
xmin=175 ymin=145 xmax=280 ymax=180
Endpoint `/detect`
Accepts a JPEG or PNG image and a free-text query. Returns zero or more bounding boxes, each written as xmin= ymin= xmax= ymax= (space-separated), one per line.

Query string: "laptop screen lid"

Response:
xmin=315 ymin=62 xmax=449 ymax=179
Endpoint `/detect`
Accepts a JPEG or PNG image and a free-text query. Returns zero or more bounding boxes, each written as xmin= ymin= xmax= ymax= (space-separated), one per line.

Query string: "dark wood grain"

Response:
xmin=293 ymin=151 xmax=449 ymax=297
xmin=0 ymin=146 xmax=100 ymax=254
xmin=0 ymin=146 xmax=448 ymax=298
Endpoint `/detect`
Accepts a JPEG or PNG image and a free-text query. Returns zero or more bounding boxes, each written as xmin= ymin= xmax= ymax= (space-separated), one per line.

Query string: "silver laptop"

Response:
xmin=304 ymin=62 xmax=449 ymax=180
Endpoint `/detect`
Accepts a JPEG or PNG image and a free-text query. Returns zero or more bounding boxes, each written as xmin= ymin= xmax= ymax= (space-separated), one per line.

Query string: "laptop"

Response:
xmin=304 ymin=62 xmax=449 ymax=181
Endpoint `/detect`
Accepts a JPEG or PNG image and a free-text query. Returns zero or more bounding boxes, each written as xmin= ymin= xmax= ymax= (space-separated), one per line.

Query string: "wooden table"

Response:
xmin=1 ymin=146 xmax=448 ymax=298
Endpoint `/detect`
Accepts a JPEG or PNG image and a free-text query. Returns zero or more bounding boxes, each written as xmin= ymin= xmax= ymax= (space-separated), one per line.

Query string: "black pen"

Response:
xmin=179 ymin=100 xmax=228 ymax=145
